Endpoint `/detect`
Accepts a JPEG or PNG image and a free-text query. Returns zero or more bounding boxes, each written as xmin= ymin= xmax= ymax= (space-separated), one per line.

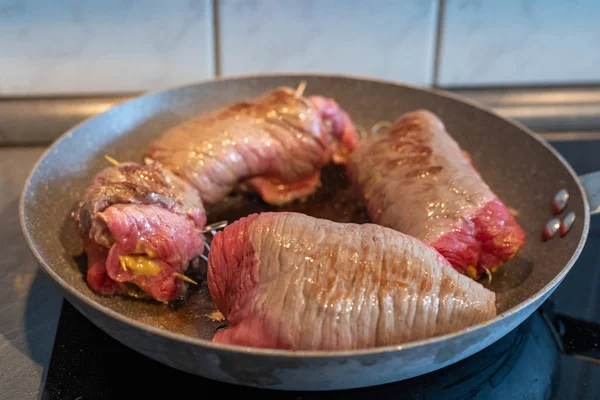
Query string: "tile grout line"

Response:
xmin=212 ymin=0 xmax=222 ymax=77
xmin=431 ymin=0 xmax=446 ymax=88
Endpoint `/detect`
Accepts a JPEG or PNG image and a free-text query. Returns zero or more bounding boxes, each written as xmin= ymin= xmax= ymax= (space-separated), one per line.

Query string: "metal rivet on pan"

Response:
xmin=542 ymin=218 xmax=561 ymax=240
xmin=552 ymin=189 xmax=569 ymax=214
xmin=559 ymin=212 xmax=576 ymax=236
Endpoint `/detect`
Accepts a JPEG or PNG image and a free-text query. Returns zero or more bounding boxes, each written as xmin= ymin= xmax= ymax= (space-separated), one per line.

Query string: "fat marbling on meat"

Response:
xmin=146 ymin=86 xmax=359 ymax=206
xmin=347 ymin=110 xmax=526 ymax=280
xmin=207 ymin=212 xmax=496 ymax=351
xmin=73 ymin=161 xmax=207 ymax=302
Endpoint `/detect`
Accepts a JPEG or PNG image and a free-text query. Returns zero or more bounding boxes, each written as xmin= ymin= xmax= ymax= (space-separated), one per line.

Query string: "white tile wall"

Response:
xmin=1 ymin=0 xmax=599 ymax=95
xmin=217 ymin=0 xmax=439 ymax=86
xmin=437 ymin=0 xmax=600 ymax=87
xmin=0 ymin=0 xmax=214 ymax=95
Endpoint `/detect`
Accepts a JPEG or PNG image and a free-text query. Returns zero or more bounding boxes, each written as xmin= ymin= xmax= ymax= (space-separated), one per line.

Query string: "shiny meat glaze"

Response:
xmin=99 ymin=204 xmax=205 ymax=302
xmin=207 ymin=212 xmax=496 ymax=351
xmin=347 ymin=110 xmax=525 ymax=279
xmin=146 ymin=87 xmax=358 ymax=206
xmin=72 ymin=162 xmax=207 ymax=302
xmin=73 ymin=161 xmax=206 ymax=245
xmin=348 ymin=110 xmax=495 ymax=244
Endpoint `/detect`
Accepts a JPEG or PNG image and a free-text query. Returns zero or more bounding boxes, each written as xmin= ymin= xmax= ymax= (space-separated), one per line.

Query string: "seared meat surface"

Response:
xmin=74 ymin=161 xmax=206 ymax=240
xmin=347 ymin=110 xmax=526 ymax=280
xmin=208 ymin=212 xmax=496 ymax=350
xmin=73 ymin=162 xmax=206 ymax=302
xmin=146 ymin=87 xmax=359 ymax=206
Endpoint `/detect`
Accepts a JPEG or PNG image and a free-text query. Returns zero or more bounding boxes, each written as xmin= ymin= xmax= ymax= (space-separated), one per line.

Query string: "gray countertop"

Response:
xmin=0 ymin=147 xmax=63 ymax=400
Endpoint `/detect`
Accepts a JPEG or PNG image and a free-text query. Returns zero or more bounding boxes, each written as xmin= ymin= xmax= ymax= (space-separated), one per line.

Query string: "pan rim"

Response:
xmin=19 ymin=71 xmax=591 ymax=359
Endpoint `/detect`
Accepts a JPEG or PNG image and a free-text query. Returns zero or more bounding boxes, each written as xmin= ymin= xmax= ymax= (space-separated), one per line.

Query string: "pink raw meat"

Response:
xmin=347 ymin=109 xmax=526 ymax=280
xmin=207 ymin=212 xmax=496 ymax=351
xmin=98 ymin=204 xmax=205 ymax=302
xmin=146 ymin=87 xmax=359 ymax=206
xmin=73 ymin=162 xmax=206 ymax=302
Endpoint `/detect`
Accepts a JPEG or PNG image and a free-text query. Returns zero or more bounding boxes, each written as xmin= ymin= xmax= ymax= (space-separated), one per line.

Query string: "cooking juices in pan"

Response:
xmin=71 ymin=84 xmax=526 ymax=350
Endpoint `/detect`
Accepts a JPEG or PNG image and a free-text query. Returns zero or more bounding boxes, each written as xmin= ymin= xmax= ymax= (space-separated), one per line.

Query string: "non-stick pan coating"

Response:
xmin=20 ymin=74 xmax=588 ymax=389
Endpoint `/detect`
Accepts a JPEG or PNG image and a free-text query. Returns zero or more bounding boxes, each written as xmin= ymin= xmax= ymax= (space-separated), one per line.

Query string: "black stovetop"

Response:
xmin=37 ymin=140 xmax=600 ymax=400
xmin=39 ymin=297 xmax=600 ymax=400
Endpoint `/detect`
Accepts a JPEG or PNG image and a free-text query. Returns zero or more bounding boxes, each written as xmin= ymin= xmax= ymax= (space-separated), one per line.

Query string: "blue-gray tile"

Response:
xmin=218 ymin=0 xmax=439 ymax=86
xmin=0 ymin=0 xmax=214 ymax=95
xmin=438 ymin=0 xmax=600 ymax=87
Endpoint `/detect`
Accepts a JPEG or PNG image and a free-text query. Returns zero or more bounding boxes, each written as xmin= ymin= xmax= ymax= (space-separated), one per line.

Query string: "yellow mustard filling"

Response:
xmin=465 ymin=266 xmax=478 ymax=279
xmin=119 ymin=255 xmax=162 ymax=276
xmin=133 ymin=242 xmax=155 ymax=258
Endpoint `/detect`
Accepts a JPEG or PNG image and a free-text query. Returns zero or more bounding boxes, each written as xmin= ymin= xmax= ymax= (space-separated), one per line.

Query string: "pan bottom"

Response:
xmin=65 ymin=164 xmax=532 ymax=342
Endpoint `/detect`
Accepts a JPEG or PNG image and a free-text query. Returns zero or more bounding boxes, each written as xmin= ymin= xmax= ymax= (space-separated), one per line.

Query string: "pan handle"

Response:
xmin=579 ymin=171 xmax=600 ymax=215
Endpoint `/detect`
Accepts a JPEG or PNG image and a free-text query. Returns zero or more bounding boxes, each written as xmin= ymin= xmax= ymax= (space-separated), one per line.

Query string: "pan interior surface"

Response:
xmin=21 ymin=74 xmax=587 ymax=349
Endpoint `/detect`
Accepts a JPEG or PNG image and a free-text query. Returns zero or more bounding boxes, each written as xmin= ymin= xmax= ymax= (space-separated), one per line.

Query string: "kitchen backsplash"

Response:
xmin=1 ymin=0 xmax=598 ymax=96
xmin=217 ymin=0 xmax=438 ymax=84
xmin=438 ymin=0 xmax=600 ymax=86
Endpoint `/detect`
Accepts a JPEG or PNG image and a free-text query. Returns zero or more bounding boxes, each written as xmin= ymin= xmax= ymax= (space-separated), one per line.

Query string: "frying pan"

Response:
xmin=19 ymin=73 xmax=600 ymax=391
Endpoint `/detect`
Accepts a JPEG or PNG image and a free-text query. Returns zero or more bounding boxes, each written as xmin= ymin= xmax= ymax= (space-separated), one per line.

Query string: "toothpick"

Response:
xmin=104 ymin=154 xmax=120 ymax=166
xmin=200 ymin=220 xmax=229 ymax=234
xmin=371 ymin=121 xmax=392 ymax=135
xmin=295 ymin=80 xmax=307 ymax=98
xmin=483 ymin=268 xmax=493 ymax=286
xmin=173 ymin=272 xmax=198 ymax=285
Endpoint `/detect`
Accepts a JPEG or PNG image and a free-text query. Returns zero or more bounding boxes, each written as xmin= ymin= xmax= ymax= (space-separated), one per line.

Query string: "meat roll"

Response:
xmin=207 ymin=212 xmax=496 ymax=350
xmin=146 ymin=86 xmax=359 ymax=206
xmin=73 ymin=161 xmax=207 ymax=302
xmin=347 ymin=109 xmax=526 ymax=280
